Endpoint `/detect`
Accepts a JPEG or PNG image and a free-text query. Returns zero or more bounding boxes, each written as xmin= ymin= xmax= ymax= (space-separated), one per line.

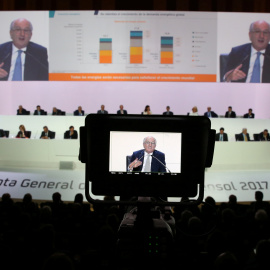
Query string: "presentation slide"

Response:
xmin=49 ymin=10 xmax=217 ymax=82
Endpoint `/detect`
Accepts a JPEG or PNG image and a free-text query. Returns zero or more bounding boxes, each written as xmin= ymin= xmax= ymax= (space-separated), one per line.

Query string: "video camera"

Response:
xmin=79 ymin=114 xmax=215 ymax=262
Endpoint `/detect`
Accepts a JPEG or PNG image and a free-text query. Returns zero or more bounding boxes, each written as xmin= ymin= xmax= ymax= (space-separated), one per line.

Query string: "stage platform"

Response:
xmin=0 ymin=116 xmax=270 ymax=203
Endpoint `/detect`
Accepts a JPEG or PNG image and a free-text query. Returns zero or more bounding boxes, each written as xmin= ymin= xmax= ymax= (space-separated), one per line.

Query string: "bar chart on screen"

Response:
xmin=49 ymin=10 xmax=217 ymax=81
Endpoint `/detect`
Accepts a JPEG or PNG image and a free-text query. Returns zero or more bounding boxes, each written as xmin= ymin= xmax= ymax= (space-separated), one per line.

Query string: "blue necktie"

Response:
xmin=250 ymin=52 xmax=261 ymax=83
xmin=12 ymin=50 xmax=23 ymax=81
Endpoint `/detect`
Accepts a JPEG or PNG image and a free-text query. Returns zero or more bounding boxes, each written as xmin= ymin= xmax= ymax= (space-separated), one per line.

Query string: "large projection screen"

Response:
xmin=0 ymin=10 xmax=270 ymax=118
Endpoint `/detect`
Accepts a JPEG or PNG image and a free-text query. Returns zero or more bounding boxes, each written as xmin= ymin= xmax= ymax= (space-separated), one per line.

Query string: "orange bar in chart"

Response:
xmin=99 ymin=38 xmax=112 ymax=64
xmin=160 ymin=36 xmax=173 ymax=64
xmin=130 ymin=31 xmax=143 ymax=64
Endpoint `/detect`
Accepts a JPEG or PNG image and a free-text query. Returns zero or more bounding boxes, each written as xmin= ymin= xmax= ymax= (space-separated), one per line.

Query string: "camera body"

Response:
xmin=79 ymin=114 xmax=215 ymax=205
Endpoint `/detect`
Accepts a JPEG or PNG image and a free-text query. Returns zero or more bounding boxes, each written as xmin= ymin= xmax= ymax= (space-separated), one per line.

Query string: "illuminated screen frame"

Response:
xmin=109 ymin=131 xmax=181 ymax=174
xmin=84 ymin=114 xmax=211 ymax=198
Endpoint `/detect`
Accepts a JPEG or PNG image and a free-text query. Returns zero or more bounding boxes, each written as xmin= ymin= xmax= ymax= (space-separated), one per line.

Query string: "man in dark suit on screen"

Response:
xmin=223 ymin=20 xmax=270 ymax=83
xmin=128 ymin=136 xmax=167 ymax=173
xmin=0 ymin=18 xmax=48 ymax=81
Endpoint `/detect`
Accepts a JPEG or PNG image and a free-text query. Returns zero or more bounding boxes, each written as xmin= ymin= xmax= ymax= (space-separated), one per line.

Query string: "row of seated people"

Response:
xmin=17 ymin=105 xmax=66 ymax=116
xmin=188 ymin=106 xmax=256 ymax=118
xmin=16 ymin=104 xmax=257 ymax=118
xmin=215 ymin=127 xmax=270 ymax=141
xmin=1 ymin=126 xmax=269 ymax=141
xmin=0 ymin=125 xmax=78 ymax=139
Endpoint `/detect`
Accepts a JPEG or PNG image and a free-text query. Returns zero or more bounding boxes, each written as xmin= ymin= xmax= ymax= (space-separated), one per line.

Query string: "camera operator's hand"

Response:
xmin=129 ymin=158 xmax=142 ymax=170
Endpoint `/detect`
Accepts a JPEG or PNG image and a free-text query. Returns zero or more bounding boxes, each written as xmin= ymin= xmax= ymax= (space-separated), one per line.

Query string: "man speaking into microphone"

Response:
xmin=0 ymin=18 xmax=48 ymax=81
xmin=223 ymin=20 xmax=270 ymax=83
xmin=128 ymin=136 xmax=167 ymax=173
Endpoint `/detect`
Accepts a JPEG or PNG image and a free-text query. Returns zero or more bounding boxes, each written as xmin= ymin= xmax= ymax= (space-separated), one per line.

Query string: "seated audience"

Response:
xmin=0 ymin=129 xmax=6 ymax=138
xmin=142 ymin=105 xmax=152 ymax=115
xmin=64 ymin=126 xmax=78 ymax=139
xmin=97 ymin=105 xmax=108 ymax=114
xmin=215 ymin=127 xmax=228 ymax=141
xmin=225 ymin=106 xmax=236 ymax=118
xmin=117 ymin=105 xmax=127 ymax=115
xmin=163 ymin=106 xmax=173 ymax=115
xmin=74 ymin=106 xmax=85 ymax=116
xmin=17 ymin=105 xmax=28 ymax=115
xmin=243 ymin=108 xmax=255 ymax=118
xmin=204 ymin=106 xmax=218 ymax=118
xmin=188 ymin=106 xmax=199 ymax=116
xmin=259 ymin=129 xmax=270 ymax=141
xmin=40 ymin=126 xmax=55 ymax=139
xmin=16 ymin=124 xmax=30 ymax=139
xmin=34 ymin=105 xmax=46 ymax=115
xmin=52 ymin=107 xmax=62 ymax=115
xmin=237 ymin=128 xmax=250 ymax=141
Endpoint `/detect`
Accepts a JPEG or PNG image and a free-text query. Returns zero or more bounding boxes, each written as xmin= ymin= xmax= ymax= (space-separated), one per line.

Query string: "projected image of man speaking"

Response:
xmin=0 ymin=18 xmax=48 ymax=81
xmin=128 ymin=136 xmax=167 ymax=173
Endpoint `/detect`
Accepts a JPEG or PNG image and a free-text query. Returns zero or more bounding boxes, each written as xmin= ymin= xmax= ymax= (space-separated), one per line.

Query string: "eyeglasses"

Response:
xmin=145 ymin=141 xmax=156 ymax=145
xmin=251 ymin=30 xmax=270 ymax=36
xmin=12 ymin=28 xmax=32 ymax=34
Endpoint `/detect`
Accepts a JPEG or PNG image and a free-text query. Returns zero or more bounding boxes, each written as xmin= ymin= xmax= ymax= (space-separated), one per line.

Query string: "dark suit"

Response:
xmin=129 ymin=149 xmax=166 ymax=173
xmin=259 ymin=132 xmax=270 ymax=141
xmin=224 ymin=43 xmax=270 ymax=83
xmin=64 ymin=130 xmax=78 ymax=139
xmin=0 ymin=129 xmax=6 ymax=137
xmin=243 ymin=113 xmax=255 ymax=118
xmin=237 ymin=133 xmax=250 ymax=141
xmin=163 ymin=111 xmax=173 ymax=115
xmin=16 ymin=131 xmax=31 ymax=138
xmin=225 ymin=111 xmax=236 ymax=118
xmin=40 ymin=130 xmax=55 ymax=139
xmin=34 ymin=109 xmax=46 ymax=115
xmin=17 ymin=108 xmax=28 ymax=115
xmin=215 ymin=133 xmax=228 ymax=141
xmin=117 ymin=110 xmax=127 ymax=115
xmin=97 ymin=110 xmax=108 ymax=114
xmin=0 ymin=41 xmax=48 ymax=81
xmin=52 ymin=109 xmax=62 ymax=115
xmin=74 ymin=110 xmax=85 ymax=116
xmin=204 ymin=111 xmax=218 ymax=118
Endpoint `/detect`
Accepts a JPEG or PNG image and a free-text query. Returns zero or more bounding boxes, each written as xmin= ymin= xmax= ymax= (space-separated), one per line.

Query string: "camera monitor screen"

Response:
xmin=109 ymin=131 xmax=181 ymax=174
xmin=82 ymin=114 xmax=213 ymax=198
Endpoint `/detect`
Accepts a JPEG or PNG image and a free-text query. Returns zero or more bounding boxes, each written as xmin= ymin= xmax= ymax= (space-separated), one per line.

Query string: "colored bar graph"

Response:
xmin=160 ymin=36 xmax=173 ymax=64
xmin=99 ymin=38 xmax=112 ymax=64
xmin=130 ymin=31 xmax=143 ymax=64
